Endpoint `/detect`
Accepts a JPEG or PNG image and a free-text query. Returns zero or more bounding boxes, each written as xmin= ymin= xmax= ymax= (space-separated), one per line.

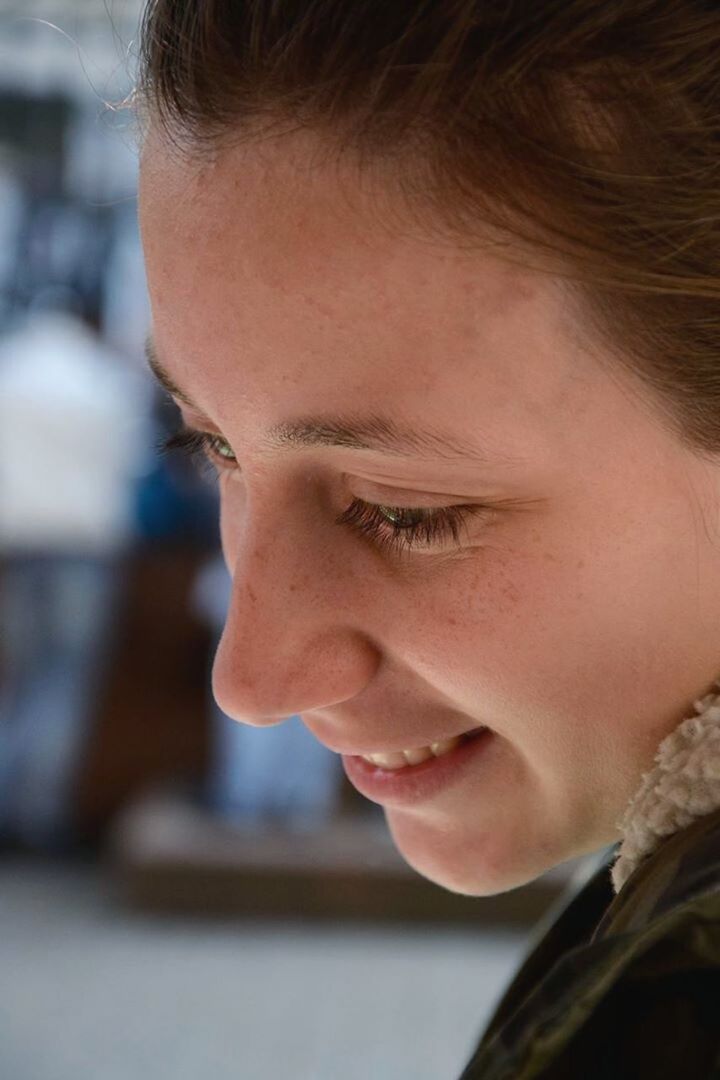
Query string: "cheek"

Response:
xmin=217 ymin=476 xmax=245 ymax=570
xmin=391 ymin=545 xmax=549 ymax=678
xmin=383 ymin=536 xmax=624 ymax=752
xmin=219 ymin=513 xmax=234 ymax=573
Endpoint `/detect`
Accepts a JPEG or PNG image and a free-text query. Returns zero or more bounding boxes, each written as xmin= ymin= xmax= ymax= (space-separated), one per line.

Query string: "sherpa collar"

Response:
xmin=610 ymin=678 xmax=720 ymax=894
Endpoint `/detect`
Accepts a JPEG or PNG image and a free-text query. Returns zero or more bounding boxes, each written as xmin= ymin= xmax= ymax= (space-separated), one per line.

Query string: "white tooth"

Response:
xmin=430 ymin=736 xmax=463 ymax=758
xmin=402 ymin=746 xmax=434 ymax=766
xmin=363 ymin=750 xmax=410 ymax=769
xmin=362 ymin=736 xmax=469 ymax=769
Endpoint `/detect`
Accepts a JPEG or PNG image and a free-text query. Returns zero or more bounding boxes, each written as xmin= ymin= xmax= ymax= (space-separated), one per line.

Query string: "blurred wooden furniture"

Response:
xmin=107 ymin=781 xmax=577 ymax=926
xmin=74 ymin=544 xmax=212 ymax=839
xmin=74 ymin=542 xmax=372 ymax=836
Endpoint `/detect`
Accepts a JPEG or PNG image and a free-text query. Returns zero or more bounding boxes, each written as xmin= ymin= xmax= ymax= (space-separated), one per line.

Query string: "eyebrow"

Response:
xmin=144 ymin=336 xmax=523 ymax=466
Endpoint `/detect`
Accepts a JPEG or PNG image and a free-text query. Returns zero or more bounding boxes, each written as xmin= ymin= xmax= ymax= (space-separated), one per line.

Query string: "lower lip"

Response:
xmin=341 ymin=728 xmax=495 ymax=807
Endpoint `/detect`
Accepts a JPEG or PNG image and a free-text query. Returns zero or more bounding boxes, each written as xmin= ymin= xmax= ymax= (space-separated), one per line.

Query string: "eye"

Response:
xmin=159 ymin=427 xmax=237 ymax=471
xmin=160 ymin=426 xmax=493 ymax=554
xmin=336 ymin=497 xmax=489 ymax=555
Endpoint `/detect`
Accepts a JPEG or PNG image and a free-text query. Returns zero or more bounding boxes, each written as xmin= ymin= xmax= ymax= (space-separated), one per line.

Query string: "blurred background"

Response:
xmin=0 ymin=3 xmax=594 ymax=1078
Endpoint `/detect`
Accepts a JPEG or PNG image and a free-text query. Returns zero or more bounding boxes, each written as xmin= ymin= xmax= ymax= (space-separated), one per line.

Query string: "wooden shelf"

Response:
xmin=105 ymin=781 xmax=581 ymax=927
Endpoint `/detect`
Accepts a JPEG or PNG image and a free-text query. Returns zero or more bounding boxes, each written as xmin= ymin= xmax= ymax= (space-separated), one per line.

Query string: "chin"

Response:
xmin=384 ymin=806 xmax=563 ymax=897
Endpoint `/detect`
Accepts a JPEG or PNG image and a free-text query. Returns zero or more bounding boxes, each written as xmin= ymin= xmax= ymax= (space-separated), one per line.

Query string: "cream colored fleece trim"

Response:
xmin=610 ymin=678 xmax=720 ymax=895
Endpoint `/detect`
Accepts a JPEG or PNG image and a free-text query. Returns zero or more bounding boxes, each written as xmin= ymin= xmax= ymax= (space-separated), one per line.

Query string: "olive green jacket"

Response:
xmin=459 ymin=807 xmax=720 ymax=1079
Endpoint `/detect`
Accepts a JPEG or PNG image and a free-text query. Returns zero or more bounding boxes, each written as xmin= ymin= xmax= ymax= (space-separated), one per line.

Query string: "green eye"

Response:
xmin=159 ymin=426 xmax=238 ymax=471
xmin=337 ymin=497 xmax=488 ymax=555
xmin=376 ymin=505 xmax=432 ymax=529
xmin=206 ymin=434 xmax=237 ymax=462
xmin=161 ymin=425 xmax=492 ymax=556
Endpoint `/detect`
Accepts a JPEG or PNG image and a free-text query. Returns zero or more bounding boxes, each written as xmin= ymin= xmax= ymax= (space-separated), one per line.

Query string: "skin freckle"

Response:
xmin=140 ymin=129 xmax=720 ymax=896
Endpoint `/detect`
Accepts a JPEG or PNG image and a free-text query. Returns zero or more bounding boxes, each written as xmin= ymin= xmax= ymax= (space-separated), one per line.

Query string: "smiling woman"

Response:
xmin=134 ymin=3 xmax=720 ymax=1077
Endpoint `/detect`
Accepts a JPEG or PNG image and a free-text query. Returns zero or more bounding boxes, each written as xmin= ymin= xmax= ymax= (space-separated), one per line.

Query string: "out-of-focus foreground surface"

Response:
xmin=1 ymin=853 xmax=531 ymax=1080
xmin=0 ymin=3 xmax=587 ymax=1077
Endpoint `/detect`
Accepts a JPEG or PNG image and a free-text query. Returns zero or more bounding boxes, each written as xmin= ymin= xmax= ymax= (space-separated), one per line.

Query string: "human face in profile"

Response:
xmin=139 ymin=129 xmax=720 ymax=895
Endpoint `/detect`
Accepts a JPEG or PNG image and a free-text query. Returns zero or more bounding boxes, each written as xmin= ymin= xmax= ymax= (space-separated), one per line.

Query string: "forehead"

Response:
xmin=138 ymin=129 xmax=601 ymax=459
xmin=140 ymin=129 xmax=541 ymax=317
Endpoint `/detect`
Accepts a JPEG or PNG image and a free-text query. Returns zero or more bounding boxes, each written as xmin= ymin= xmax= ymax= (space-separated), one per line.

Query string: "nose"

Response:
xmin=211 ymin=527 xmax=380 ymax=726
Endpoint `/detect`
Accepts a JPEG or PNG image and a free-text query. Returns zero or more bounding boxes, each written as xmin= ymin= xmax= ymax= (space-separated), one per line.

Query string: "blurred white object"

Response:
xmin=0 ymin=310 xmax=151 ymax=554
xmin=101 ymin=205 xmax=152 ymax=362
xmin=0 ymin=310 xmax=152 ymax=850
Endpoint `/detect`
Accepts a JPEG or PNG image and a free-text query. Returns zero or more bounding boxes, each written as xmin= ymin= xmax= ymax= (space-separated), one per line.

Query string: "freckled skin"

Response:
xmin=139 ymin=128 xmax=720 ymax=896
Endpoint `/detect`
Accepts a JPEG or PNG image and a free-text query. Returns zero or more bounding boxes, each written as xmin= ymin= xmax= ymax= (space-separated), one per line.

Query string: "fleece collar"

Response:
xmin=610 ymin=678 xmax=720 ymax=894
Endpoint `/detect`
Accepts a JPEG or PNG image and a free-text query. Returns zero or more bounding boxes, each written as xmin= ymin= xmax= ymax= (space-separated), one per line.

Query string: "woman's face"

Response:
xmin=139 ymin=130 xmax=720 ymax=895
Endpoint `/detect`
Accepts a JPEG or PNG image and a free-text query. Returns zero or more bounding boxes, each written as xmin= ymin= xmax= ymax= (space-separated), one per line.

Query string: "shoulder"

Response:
xmin=459 ymin=816 xmax=720 ymax=1080
xmin=548 ymin=895 xmax=720 ymax=1080
xmin=594 ymin=805 xmax=720 ymax=942
xmin=559 ymin=809 xmax=720 ymax=1079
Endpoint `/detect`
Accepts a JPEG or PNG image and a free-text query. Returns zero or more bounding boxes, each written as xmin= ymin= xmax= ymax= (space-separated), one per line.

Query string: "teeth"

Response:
xmin=362 ymin=735 xmax=466 ymax=770
xmin=363 ymin=750 xmax=409 ymax=770
xmin=402 ymin=746 xmax=434 ymax=766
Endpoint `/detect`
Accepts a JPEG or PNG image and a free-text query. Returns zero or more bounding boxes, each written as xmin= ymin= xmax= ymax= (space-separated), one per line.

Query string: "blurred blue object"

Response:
xmin=132 ymin=388 xmax=221 ymax=547
xmin=193 ymin=555 xmax=344 ymax=828
xmin=0 ymin=555 xmax=120 ymax=851
xmin=0 ymin=310 xmax=150 ymax=852
xmin=208 ymin=712 xmax=344 ymax=830
xmin=132 ymin=454 xmax=219 ymax=545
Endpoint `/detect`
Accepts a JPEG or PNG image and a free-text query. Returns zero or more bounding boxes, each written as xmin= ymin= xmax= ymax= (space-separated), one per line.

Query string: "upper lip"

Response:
xmin=302 ymin=719 xmax=486 ymax=757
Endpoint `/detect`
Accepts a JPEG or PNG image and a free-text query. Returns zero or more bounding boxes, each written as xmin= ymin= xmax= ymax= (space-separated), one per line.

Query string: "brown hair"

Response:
xmin=137 ymin=1 xmax=720 ymax=456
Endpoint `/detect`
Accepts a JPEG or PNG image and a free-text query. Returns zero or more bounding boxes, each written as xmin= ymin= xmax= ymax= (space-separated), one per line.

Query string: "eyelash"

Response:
xmin=159 ymin=427 xmax=488 ymax=554
xmin=160 ymin=428 xmax=234 ymax=478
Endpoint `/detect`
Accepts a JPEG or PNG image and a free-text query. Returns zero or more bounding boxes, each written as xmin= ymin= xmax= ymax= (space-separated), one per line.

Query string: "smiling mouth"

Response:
xmin=358 ymin=727 xmax=488 ymax=770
